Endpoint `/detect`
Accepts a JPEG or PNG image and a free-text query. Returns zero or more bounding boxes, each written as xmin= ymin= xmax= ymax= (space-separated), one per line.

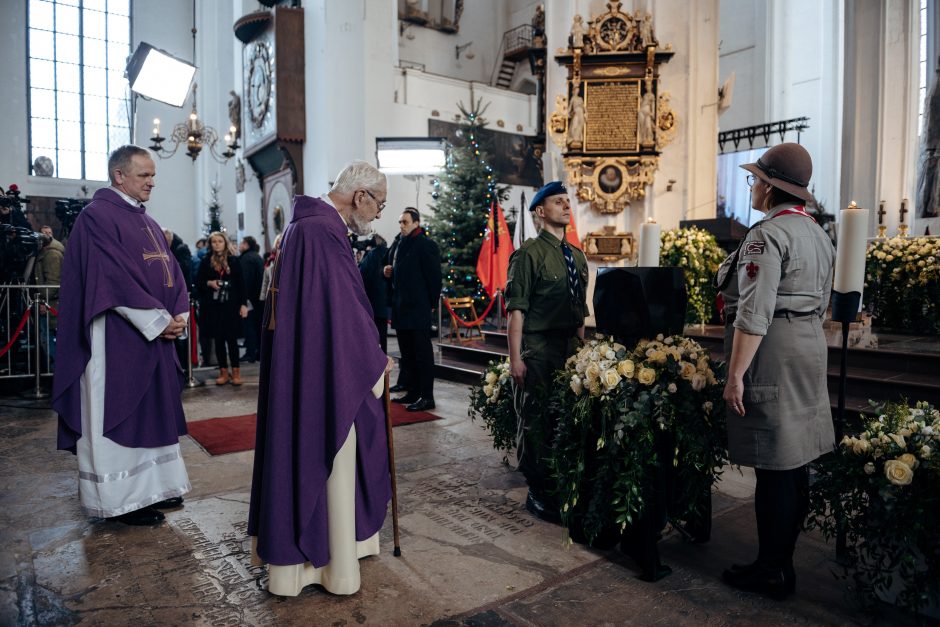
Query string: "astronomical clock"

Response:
xmin=234 ymin=6 xmax=305 ymax=250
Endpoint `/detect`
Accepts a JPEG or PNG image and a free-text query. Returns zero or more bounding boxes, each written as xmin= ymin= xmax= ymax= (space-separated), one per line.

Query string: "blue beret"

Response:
xmin=529 ymin=181 xmax=567 ymax=212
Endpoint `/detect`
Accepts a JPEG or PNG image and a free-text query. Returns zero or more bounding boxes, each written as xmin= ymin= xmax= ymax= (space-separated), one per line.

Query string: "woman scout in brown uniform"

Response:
xmin=715 ymin=143 xmax=836 ymax=600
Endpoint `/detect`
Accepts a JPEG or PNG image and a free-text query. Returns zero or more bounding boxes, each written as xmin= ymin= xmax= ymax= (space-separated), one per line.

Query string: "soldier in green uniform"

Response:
xmin=505 ymin=181 xmax=589 ymax=521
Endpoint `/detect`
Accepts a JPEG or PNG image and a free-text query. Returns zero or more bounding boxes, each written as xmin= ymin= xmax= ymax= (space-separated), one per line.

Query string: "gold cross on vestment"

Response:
xmin=141 ymin=227 xmax=174 ymax=288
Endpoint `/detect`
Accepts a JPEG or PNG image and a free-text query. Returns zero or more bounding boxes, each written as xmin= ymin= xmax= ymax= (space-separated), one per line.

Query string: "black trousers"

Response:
xmin=215 ymin=335 xmax=240 ymax=369
xmin=397 ymin=328 xmax=434 ymax=399
xmin=374 ymin=317 xmax=388 ymax=354
xmin=243 ymin=307 xmax=261 ymax=361
xmin=754 ymin=465 xmax=809 ymax=569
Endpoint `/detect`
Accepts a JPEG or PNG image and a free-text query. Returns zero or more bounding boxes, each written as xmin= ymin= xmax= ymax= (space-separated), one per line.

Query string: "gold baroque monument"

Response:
xmin=550 ymin=1 xmax=677 ymax=234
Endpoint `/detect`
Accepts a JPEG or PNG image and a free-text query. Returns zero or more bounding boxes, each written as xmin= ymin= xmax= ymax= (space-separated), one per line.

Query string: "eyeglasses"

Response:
xmin=746 ymin=174 xmax=757 ymax=187
xmin=363 ymin=189 xmax=386 ymax=211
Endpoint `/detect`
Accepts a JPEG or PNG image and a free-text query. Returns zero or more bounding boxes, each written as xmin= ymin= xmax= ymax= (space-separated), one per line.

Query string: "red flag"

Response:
xmin=476 ymin=202 xmax=515 ymax=298
xmin=565 ymin=206 xmax=581 ymax=249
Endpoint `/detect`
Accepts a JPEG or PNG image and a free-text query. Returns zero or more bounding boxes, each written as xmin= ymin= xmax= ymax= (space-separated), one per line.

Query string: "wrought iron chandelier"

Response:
xmin=149 ymin=83 xmax=239 ymax=163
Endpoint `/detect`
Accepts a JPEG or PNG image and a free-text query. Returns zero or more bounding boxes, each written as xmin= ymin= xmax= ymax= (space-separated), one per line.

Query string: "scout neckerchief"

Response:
xmin=560 ymin=240 xmax=582 ymax=303
xmin=714 ymin=205 xmax=815 ymax=291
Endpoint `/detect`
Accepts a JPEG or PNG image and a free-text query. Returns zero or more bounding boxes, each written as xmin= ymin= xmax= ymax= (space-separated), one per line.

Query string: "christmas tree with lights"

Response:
xmin=203 ymin=182 xmax=225 ymax=236
xmin=427 ymin=100 xmax=509 ymax=300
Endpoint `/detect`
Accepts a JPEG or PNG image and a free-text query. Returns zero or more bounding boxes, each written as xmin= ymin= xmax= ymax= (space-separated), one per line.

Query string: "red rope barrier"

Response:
xmin=442 ymin=294 xmax=499 ymax=328
xmin=0 ymin=307 xmax=34 ymax=358
xmin=46 ymin=305 xmax=57 ymax=316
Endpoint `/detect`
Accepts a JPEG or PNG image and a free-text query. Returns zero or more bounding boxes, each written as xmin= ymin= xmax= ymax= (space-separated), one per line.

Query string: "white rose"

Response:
xmin=585 ymin=363 xmax=601 ymax=382
xmin=702 ymin=401 xmax=713 ymax=412
xmin=691 ymin=373 xmax=706 ymax=392
xmin=485 ymin=371 xmax=498 ymax=384
xmin=602 ymin=368 xmax=621 ymax=390
xmin=680 ymin=361 xmax=696 ymax=381
xmin=605 ymin=349 xmax=616 ymax=360
xmin=897 ymin=453 xmax=919 ymax=470
xmin=667 ymin=382 xmax=677 ymax=394
xmin=884 ymin=459 xmax=914 ymax=486
xmin=852 ymin=439 xmax=871 ymax=455
xmin=637 ymin=367 xmax=656 ymax=385
xmin=570 ymin=375 xmax=583 ymax=396
xmin=483 ymin=384 xmax=494 ymax=397
xmin=921 ymin=445 xmax=932 ymax=458
xmin=617 ymin=359 xmax=635 ymax=379
xmin=863 ymin=462 xmax=875 ymax=475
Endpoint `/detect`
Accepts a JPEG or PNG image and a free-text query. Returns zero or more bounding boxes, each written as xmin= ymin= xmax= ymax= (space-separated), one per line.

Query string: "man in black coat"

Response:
xmin=163 ymin=229 xmax=194 ymax=369
xmin=239 ymin=236 xmax=265 ymax=363
xmin=385 ymin=208 xmax=442 ymax=412
xmin=359 ymin=234 xmax=389 ymax=352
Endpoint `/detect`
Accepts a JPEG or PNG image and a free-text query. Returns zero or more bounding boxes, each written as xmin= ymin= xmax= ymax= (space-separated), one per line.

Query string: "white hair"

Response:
xmin=330 ymin=160 xmax=386 ymax=195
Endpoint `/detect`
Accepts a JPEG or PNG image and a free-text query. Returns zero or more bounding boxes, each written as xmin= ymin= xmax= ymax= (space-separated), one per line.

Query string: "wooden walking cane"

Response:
xmin=384 ymin=372 xmax=402 ymax=556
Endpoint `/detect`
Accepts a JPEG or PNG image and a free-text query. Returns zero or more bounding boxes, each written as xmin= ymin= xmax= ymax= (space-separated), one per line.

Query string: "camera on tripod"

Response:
xmin=55 ymin=198 xmax=89 ymax=238
xmin=0 ymin=224 xmax=43 ymax=283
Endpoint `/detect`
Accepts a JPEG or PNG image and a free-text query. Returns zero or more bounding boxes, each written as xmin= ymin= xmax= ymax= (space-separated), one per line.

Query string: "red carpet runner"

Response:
xmin=187 ymin=403 xmax=441 ymax=456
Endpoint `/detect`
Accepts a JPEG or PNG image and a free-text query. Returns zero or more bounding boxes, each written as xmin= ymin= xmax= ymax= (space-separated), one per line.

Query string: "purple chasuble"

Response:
xmin=52 ymin=188 xmax=189 ymax=452
xmin=248 ymin=195 xmax=391 ymax=567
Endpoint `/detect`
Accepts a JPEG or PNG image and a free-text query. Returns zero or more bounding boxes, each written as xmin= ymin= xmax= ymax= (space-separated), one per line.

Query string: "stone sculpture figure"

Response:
xmin=567 ymin=93 xmax=586 ymax=149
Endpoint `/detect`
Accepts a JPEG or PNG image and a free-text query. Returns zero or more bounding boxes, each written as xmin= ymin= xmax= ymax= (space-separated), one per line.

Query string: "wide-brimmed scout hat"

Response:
xmin=740 ymin=142 xmax=814 ymax=203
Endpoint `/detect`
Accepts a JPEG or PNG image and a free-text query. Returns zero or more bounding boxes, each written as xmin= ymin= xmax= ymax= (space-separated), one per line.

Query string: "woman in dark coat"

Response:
xmin=197 ymin=231 xmax=248 ymax=385
xmin=716 ymin=143 xmax=835 ymax=600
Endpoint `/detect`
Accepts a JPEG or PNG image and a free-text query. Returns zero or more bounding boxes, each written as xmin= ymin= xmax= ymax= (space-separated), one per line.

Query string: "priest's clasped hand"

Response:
xmin=385 ymin=356 xmax=394 ymax=374
xmin=160 ymin=315 xmax=187 ymax=340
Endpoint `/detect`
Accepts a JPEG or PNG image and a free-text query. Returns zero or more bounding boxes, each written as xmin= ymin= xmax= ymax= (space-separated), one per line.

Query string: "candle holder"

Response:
xmin=877 ymin=225 xmax=887 ymax=238
xmin=898 ymin=223 xmax=909 ymax=238
xmin=830 ymin=289 xmax=860 ymax=560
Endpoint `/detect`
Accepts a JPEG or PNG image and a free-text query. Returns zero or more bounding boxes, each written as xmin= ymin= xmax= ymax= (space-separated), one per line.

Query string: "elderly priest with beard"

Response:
xmin=248 ymin=160 xmax=394 ymax=597
xmin=53 ymin=145 xmax=191 ymax=526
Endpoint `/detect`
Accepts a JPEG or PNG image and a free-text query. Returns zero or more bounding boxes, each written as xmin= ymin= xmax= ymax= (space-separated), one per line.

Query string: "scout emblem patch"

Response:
xmin=745 ymin=262 xmax=759 ymax=279
xmin=744 ymin=241 xmax=766 ymax=255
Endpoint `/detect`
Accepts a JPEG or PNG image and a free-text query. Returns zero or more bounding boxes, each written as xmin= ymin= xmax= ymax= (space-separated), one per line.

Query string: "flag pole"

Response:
xmin=383 ymin=372 xmax=402 ymax=556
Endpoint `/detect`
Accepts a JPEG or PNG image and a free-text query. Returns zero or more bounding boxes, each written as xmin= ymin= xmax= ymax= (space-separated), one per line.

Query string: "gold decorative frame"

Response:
xmin=583 ymin=225 xmax=635 ymax=262
xmin=552 ymin=2 xmax=675 ymax=215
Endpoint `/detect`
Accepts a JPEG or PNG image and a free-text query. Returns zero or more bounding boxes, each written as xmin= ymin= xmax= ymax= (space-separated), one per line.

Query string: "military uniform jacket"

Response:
xmin=716 ymin=202 xmax=836 ymax=470
xmin=505 ymin=230 xmax=589 ymax=334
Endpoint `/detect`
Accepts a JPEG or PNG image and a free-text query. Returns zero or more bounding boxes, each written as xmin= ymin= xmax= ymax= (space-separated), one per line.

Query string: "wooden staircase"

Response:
xmin=433 ymin=328 xmax=940 ymax=419
xmin=494 ymin=58 xmax=517 ymax=89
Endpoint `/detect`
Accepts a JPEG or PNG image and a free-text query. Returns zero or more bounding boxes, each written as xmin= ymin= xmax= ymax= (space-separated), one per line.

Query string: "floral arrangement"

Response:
xmin=549 ymin=334 xmax=727 ymax=543
xmin=864 ymin=237 xmax=940 ymax=334
xmin=468 ymin=358 xmax=516 ymax=453
xmin=659 ymin=227 xmax=726 ymax=325
xmin=808 ymin=401 xmax=940 ymax=615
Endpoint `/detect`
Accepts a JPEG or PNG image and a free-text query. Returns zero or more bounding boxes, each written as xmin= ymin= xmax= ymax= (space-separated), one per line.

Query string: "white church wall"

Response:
xmin=718 ymin=0 xmax=843 ymax=219
xmin=397 ymin=0 xmax=508 ymax=84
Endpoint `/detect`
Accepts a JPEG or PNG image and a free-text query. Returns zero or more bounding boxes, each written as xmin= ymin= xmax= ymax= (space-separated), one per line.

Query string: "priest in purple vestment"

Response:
xmin=248 ymin=160 xmax=393 ymax=596
xmin=53 ymin=145 xmax=191 ymax=526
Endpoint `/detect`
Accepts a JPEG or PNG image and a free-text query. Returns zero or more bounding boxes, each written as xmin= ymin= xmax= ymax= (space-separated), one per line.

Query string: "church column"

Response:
xmin=840 ymin=0 xmax=920 ymax=236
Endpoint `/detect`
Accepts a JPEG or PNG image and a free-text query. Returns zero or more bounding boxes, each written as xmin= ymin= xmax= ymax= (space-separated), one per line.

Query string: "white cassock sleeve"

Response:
xmin=113 ymin=307 xmax=190 ymax=341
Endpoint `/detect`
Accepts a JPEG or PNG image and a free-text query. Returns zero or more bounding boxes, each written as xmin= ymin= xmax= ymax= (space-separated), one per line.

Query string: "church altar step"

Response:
xmin=433 ymin=328 xmax=940 ymax=416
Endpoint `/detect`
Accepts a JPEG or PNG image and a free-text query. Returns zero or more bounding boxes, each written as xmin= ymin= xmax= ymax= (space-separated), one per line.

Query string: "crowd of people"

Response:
xmin=44 ymin=143 xmax=836 ymax=602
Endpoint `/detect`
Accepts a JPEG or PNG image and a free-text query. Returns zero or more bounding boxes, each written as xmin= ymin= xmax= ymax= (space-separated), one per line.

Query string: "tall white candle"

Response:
xmin=637 ymin=221 xmax=661 ymax=267
xmin=833 ymin=203 xmax=869 ymax=294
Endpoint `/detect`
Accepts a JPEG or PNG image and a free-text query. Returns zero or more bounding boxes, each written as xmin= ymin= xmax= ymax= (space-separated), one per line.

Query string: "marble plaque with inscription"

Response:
xmin=584 ymin=80 xmax=639 ymax=152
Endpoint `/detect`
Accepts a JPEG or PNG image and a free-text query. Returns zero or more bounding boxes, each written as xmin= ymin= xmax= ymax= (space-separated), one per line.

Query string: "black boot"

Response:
xmin=110 ymin=506 xmax=165 ymax=526
xmin=722 ymin=563 xmax=793 ymax=600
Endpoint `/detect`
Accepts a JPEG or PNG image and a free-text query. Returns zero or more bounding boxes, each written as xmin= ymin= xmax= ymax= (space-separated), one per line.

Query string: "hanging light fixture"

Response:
xmin=149 ymin=84 xmax=239 ymax=163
